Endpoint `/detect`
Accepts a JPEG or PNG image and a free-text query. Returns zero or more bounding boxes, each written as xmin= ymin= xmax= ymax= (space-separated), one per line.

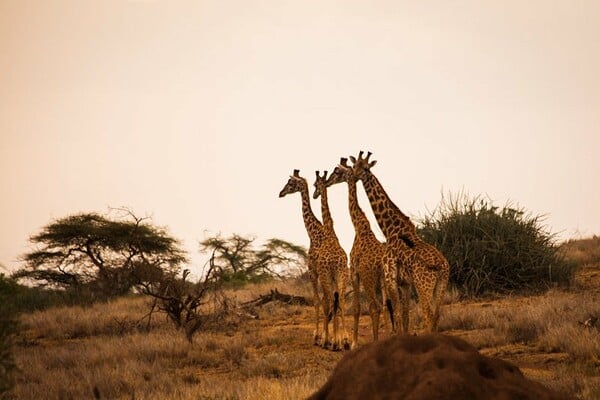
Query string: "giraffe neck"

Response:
xmin=347 ymin=179 xmax=377 ymax=240
xmin=319 ymin=185 xmax=335 ymax=232
xmin=361 ymin=170 xmax=417 ymax=242
xmin=299 ymin=184 xmax=323 ymax=240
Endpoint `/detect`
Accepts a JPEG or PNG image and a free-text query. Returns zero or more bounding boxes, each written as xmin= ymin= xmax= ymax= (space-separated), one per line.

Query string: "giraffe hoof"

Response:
xmin=322 ymin=340 xmax=332 ymax=350
xmin=332 ymin=342 xmax=341 ymax=352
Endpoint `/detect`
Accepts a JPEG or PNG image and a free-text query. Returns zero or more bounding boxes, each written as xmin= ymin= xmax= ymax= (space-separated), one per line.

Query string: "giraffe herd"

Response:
xmin=279 ymin=151 xmax=450 ymax=351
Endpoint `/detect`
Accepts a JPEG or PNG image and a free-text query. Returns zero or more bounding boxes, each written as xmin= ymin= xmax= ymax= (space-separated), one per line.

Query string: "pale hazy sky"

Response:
xmin=1 ymin=1 xmax=599 ymax=274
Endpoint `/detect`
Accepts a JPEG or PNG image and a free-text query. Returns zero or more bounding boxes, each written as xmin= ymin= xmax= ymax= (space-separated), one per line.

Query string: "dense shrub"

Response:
xmin=418 ymin=193 xmax=575 ymax=297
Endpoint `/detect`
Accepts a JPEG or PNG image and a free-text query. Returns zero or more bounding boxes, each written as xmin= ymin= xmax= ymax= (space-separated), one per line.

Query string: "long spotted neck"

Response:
xmin=347 ymin=178 xmax=377 ymax=240
xmin=299 ymin=184 xmax=323 ymax=240
xmin=319 ymin=184 xmax=335 ymax=232
xmin=361 ymin=170 xmax=417 ymax=243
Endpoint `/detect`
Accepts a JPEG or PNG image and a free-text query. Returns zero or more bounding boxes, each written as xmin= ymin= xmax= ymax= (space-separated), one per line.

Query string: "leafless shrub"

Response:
xmin=139 ymin=252 xmax=233 ymax=341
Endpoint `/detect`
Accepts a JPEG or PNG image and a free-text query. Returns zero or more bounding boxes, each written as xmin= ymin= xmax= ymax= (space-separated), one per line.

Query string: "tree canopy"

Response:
xmin=14 ymin=210 xmax=187 ymax=298
xmin=199 ymin=234 xmax=307 ymax=285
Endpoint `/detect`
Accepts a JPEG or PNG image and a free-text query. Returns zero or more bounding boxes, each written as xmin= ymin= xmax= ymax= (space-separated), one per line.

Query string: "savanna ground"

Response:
xmin=10 ymin=237 xmax=600 ymax=400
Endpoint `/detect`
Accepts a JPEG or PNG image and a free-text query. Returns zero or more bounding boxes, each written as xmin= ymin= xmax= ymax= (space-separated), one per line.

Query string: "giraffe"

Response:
xmin=279 ymin=169 xmax=347 ymax=350
xmin=312 ymin=170 xmax=350 ymax=351
xmin=349 ymin=151 xmax=450 ymax=334
xmin=325 ymin=157 xmax=388 ymax=349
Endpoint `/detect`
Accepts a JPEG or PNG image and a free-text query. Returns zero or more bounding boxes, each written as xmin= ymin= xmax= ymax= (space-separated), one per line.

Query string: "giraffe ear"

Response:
xmin=349 ymin=156 xmax=356 ymax=164
xmin=369 ymin=160 xmax=377 ymax=168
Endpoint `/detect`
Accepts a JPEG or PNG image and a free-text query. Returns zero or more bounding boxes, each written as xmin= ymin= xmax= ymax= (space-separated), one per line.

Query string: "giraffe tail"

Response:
xmin=386 ymin=298 xmax=395 ymax=331
xmin=327 ymin=292 xmax=340 ymax=322
xmin=333 ymin=291 xmax=340 ymax=315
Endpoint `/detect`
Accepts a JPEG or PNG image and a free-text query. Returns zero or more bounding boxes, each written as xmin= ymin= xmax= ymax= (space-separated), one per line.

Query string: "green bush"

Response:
xmin=418 ymin=193 xmax=575 ymax=297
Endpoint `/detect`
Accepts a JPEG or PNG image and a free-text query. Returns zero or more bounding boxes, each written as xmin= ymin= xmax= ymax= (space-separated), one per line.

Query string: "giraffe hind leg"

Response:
xmin=310 ymin=274 xmax=321 ymax=346
xmin=364 ymin=272 xmax=381 ymax=342
xmin=352 ymin=272 xmax=360 ymax=350
xmin=320 ymin=281 xmax=333 ymax=350
xmin=414 ymin=279 xmax=435 ymax=332
xmin=332 ymin=291 xmax=341 ymax=351
xmin=386 ymin=298 xmax=395 ymax=332
xmin=399 ymin=282 xmax=411 ymax=334
xmin=432 ymin=268 xmax=449 ymax=331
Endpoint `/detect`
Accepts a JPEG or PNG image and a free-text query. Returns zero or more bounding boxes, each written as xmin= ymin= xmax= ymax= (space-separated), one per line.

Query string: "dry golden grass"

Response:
xmin=9 ymin=237 xmax=600 ymax=399
xmin=562 ymin=235 xmax=600 ymax=268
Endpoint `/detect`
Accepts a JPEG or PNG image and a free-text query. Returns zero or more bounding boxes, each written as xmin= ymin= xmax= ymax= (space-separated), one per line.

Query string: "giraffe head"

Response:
xmin=326 ymin=157 xmax=355 ymax=187
xmin=279 ymin=169 xmax=306 ymax=197
xmin=349 ymin=151 xmax=377 ymax=181
xmin=312 ymin=170 xmax=329 ymax=199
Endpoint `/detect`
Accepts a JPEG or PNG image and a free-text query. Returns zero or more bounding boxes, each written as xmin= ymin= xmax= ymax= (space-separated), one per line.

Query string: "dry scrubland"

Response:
xmin=10 ymin=237 xmax=600 ymax=400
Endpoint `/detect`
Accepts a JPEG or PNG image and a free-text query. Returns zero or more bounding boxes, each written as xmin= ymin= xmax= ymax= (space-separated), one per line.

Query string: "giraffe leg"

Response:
xmin=399 ymin=281 xmax=411 ymax=334
xmin=332 ymin=289 xmax=340 ymax=351
xmin=414 ymin=278 xmax=435 ymax=332
xmin=331 ymin=271 xmax=346 ymax=352
xmin=366 ymin=281 xmax=381 ymax=342
xmin=309 ymin=272 xmax=321 ymax=346
xmin=379 ymin=271 xmax=390 ymax=336
xmin=431 ymin=267 xmax=449 ymax=331
xmin=383 ymin=257 xmax=401 ymax=334
xmin=320 ymin=280 xmax=333 ymax=350
xmin=351 ymin=270 xmax=360 ymax=350
xmin=337 ymin=266 xmax=350 ymax=350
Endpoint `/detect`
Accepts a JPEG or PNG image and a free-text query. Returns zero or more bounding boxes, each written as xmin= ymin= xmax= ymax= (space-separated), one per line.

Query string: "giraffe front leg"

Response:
xmin=310 ymin=273 xmax=321 ymax=346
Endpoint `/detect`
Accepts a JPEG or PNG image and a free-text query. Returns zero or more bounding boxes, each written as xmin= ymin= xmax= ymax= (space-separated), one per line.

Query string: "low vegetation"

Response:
xmin=4 ymin=202 xmax=599 ymax=399
xmin=7 ymin=241 xmax=600 ymax=400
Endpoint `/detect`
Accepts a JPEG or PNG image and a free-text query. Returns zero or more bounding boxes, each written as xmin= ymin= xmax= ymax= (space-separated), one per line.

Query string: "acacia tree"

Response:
xmin=199 ymin=234 xmax=307 ymax=284
xmin=14 ymin=210 xmax=187 ymax=298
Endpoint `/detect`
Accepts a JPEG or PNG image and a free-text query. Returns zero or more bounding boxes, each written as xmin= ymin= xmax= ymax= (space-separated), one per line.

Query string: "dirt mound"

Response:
xmin=308 ymin=333 xmax=569 ymax=400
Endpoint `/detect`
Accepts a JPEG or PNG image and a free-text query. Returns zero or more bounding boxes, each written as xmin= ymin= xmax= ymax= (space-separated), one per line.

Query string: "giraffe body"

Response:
xmin=327 ymin=158 xmax=388 ymax=349
xmin=313 ymin=170 xmax=349 ymax=350
xmin=350 ymin=152 xmax=450 ymax=333
xmin=280 ymin=170 xmax=348 ymax=350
